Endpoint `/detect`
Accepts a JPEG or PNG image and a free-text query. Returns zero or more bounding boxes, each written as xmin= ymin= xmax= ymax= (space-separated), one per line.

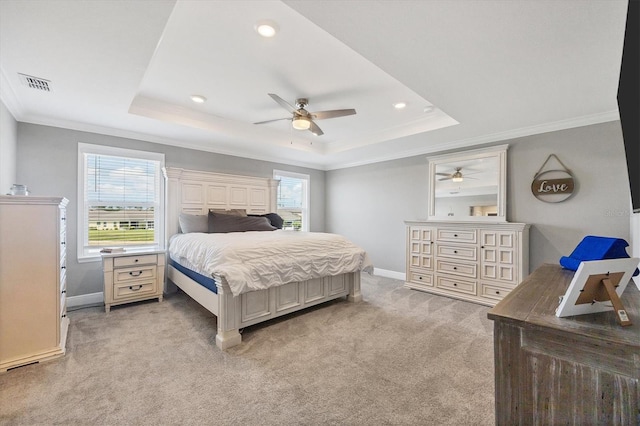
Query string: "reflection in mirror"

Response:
xmin=428 ymin=145 xmax=508 ymax=222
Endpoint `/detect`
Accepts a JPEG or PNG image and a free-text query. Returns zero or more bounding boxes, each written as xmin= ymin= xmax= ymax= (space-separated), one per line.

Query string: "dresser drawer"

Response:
xmin=113 ymin=254 xmax=158 ymax=268
xmin=436 ymin=244 xmax=477 ymax=261
xmin=113 ymin=280 xmax=157 ymax=300
xmin=436 ymin=275 xmax=476 ymax=295
xmin=409 ymin=271 xmax=433 ymax=286
xmin=436 ymin=259 xmax=477 ymax=279
xmin=114 ymin=265 xmax=156 ymax=284
xmin=480 ymin=282 xmax=513 ymax=301
xmin=436 ymin=229 xmax=477 ymax=244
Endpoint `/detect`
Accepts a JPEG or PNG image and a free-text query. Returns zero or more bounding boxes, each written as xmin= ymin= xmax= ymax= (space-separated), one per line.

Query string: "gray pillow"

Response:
xmin=209 ymin=209 xmax=247 ymax=217
xmin=179 ymin=213 xmax=209 ymax=233
xmin=208 ymin=212 xmax=276 ymax=233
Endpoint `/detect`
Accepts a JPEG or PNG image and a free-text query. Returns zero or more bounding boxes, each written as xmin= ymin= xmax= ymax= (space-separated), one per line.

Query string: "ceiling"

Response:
xmin=0 ymin=0 xmax=627 ymax=170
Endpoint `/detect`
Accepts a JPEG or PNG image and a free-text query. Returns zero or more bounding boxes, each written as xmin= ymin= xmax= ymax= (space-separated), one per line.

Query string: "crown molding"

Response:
xmin=0 ymin=66 xmax=24 ymax=119
xmin=324 ymin=110 xmax=621 ymax=170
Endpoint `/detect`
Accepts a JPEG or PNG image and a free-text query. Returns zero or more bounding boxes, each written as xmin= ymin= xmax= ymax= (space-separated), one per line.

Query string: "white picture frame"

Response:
xmin=556 ymin=258 xmax=639 ymax=318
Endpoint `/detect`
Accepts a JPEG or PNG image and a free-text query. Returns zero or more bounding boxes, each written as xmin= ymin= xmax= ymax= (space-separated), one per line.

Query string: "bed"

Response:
xmin=164 ymin=167 xmax=372 ymax=349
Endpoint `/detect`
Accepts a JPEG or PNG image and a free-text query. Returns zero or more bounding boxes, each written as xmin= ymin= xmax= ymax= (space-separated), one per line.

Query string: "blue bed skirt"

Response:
xmin=169 ymin=258 xmax=218 ymax=294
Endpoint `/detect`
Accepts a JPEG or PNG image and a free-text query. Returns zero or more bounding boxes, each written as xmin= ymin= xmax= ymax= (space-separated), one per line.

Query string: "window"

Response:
xmin=273 ymin=170 xmax=309 ymax=232
xmin=78 ymin=144 xmax=165 ymax=260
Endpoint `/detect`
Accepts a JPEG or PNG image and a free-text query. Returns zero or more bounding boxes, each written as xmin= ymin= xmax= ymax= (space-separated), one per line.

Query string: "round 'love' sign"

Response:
xmin=531 ymin=154 xmax=575 ymax=203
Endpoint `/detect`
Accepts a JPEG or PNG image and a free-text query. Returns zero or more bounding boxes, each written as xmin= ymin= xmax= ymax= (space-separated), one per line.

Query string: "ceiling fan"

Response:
xmin=437 ymin=167 xmax=478 ymax=182
xmin=253 ymin=93 xmax=356 ymax=136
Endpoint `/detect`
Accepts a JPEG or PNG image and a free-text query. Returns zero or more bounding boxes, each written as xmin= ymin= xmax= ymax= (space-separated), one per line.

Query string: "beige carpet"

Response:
xmin=0 ymin=275 xmax=495 ymax=425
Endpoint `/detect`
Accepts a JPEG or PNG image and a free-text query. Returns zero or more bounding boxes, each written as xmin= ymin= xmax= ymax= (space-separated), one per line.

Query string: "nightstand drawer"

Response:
xmin=113 ymin=254 xmax=158 ymax=268
xmin=113 ymin=280 xmax=157 ymax=300
xmin=114 ymin=265 xmax=156 ymax=284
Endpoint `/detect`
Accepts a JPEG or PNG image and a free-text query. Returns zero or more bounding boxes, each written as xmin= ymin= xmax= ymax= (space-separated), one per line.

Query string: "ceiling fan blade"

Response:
xmin=312 ymin=109 xmax=357 ymax=120
xmin=254 ymin=117 xmax=291 ymax=125
xmin=436 ymin=173 xmax=452 ymax=176
xmin=268 ymin=93 xmax=297 ymax=114
xmin=309 ymin=120 xmax=324 ymax=136
xmin=438 ymin=177 xmax=453 ymax=181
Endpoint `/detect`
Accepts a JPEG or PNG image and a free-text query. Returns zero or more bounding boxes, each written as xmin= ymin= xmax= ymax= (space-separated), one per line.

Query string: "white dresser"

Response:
xmin=0 ymin=196 xmax=69 ymax=372
xmin=405 ymin=221 xmax=529 ymax=306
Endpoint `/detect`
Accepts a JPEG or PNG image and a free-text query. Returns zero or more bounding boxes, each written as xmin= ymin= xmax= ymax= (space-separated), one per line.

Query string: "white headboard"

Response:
xmin=163 ymin=167 xmax=279 ymax=239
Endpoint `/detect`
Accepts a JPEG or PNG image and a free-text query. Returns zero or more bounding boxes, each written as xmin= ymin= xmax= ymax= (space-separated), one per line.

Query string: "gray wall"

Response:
xmin=326 ymin=120 xmax=631 ymax=274
xmin=0 ymin=99 xmax=17 ymax=192
xmin=15 ymin=120 xmax=632 ymax=297
xmin=16 ymin=123 xmax=326 ymax=297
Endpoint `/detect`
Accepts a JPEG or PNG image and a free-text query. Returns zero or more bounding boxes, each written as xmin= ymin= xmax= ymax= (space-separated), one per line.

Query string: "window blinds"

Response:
xmin=84 ymin=153 xmax=161 ymax=247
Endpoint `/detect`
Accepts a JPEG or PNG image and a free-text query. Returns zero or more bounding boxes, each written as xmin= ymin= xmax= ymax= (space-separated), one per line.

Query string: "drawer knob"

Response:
xmin=454 ymin=250 xmax=458 ymax=254
xmin=453 ymin=283 xmax=458 ymax=286
xmin=62 ymin=290 xmax=66 ymax=294
xmin=129 ymin=285 xmax=143 ymax=291
xmin=419 ymin=276 xmax=422 ymax=280
xmin=454 ymin=234 xmax=458 ymax=237
xmin=134 ymin=259 xmax=139 ymax=263
xmin=495 ymin=291 xmax=500 ymax=295
xmin=453 ymin=266 xmax=457 ymax=270
xmin=61 ymin=266 xmax=66 ymax=269
xmin=129 ymin=271 xmax=143 ymax=277
xmin=61 ymin=314 xmax=67 ymax=318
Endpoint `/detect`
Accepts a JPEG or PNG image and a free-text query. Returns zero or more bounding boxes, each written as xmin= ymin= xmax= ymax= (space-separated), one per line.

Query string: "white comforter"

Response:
xmin=169 ymin=231 xmax=373 ymax=296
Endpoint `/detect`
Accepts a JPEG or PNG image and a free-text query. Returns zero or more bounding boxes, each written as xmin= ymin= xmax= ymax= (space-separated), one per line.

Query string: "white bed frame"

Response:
xmin=164 ymin=167 xmax=362 ymax=349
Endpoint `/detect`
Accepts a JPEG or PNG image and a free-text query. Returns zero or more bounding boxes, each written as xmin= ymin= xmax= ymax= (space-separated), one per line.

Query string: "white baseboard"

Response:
xmin=373 ymin=268 xmax=406 ymax=281
xmin=67 ymin=292 xmax=104 ymax=308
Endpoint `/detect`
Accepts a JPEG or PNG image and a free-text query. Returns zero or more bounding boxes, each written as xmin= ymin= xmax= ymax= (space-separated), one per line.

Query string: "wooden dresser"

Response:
xmin=488 ymin=264 xmax=639 ymax=425
xmin=404 ymin=221 xmax=529 ymax=306
xmin=0 ymin=196 xmax=69 ymax=372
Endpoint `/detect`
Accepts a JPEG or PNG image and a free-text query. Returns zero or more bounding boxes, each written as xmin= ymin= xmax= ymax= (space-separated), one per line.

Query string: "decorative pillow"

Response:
xmin=209 ymin=209 xmax=247 ymax=217
xmin=248 ymin=213 xmax=284 ymax=229
xmin=208 ymin=212 xmax=276 ymax=233
xmin=179 ymin=213 xmax=209 ymax=233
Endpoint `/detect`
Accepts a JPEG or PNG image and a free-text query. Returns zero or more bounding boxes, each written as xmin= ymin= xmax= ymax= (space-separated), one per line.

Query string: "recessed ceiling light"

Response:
xmin=190 ymin=95 xmax=206 ymax=104
xmin=255 ymin=20 xmax=279 ymax=38
xmin=393 ymin=102 xmax=407 ymax=109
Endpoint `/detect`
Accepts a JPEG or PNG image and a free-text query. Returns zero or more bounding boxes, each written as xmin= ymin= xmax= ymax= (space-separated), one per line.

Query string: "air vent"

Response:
xmin=18 ymin=73 xmax=52 ymax=92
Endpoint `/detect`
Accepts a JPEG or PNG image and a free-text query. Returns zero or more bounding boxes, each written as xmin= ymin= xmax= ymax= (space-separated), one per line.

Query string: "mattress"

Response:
xmin=169 ymin=258 xmax=217 ymax=294
xmin=169 ymin=230 xmax=373 ymax=296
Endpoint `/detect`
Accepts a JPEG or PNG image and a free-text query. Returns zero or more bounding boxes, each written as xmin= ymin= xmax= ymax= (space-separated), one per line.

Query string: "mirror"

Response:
xmin=427 ymin=144 xmax=508 ymax=222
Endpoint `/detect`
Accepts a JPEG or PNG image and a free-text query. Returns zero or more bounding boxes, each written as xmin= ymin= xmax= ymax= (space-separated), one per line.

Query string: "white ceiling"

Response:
xmin=0 ymin=0 xmax=627 ymax=170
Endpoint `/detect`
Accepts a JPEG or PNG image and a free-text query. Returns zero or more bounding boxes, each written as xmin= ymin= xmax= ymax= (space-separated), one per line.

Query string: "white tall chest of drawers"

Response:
xmin=405 ymin=221 xmax=529 ymax=307
xmin=0 ymin=196 xmax=69 ymax=372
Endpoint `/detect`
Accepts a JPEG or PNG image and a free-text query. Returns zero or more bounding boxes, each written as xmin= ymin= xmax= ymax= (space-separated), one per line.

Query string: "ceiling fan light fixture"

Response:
xmin=292 ymin=116 xmax=311 ymax=130
xmin=452 ymin=176 xmax=463 ymax=182
xmin=255 ymin=20 xmax=279 ymax=38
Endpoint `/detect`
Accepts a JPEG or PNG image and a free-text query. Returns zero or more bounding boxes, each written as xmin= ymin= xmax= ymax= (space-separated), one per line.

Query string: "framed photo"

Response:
xmin=556 ymin=258 xmax=639 ymax=321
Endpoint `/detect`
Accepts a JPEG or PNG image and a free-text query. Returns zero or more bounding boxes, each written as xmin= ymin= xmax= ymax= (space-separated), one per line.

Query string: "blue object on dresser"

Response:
xmin=559 ymin=235 xmax=639 ymax=276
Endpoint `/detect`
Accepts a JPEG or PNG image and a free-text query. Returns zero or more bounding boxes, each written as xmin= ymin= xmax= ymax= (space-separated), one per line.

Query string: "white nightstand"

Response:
xmin=102 ymin=249 xmax=165 ymax=312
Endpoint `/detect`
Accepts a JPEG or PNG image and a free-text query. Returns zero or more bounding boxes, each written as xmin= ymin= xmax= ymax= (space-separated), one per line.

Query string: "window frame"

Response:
xmin=273 ymin=169 xmax=310 ymax=232
xmin=77 ymin=143 xmax=165 ymax=262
